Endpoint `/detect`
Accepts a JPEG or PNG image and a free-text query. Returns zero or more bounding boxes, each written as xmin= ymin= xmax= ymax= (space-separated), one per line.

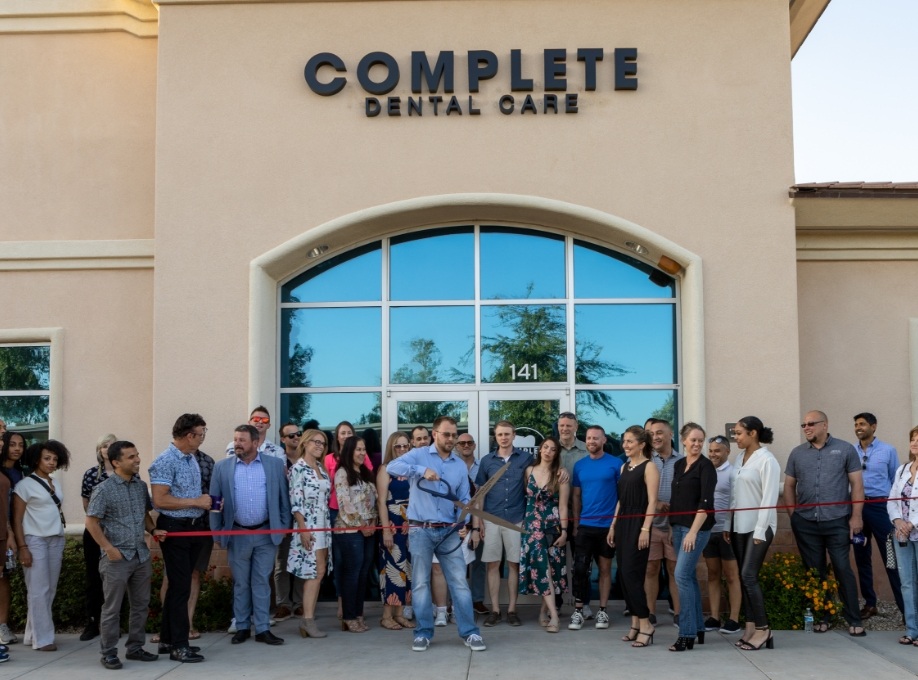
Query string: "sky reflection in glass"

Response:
xmin=480 ymin=227 xmax=565 ymax=299
xmin=574 ymin=241 xmax=674 ymax=299
xmin=281 ymin=243 xmax=381 ymax=303
xmin=390 ymin=307 xmax=475 ymax=383
xmin=390 ymin=228 xmax=474 ymax=301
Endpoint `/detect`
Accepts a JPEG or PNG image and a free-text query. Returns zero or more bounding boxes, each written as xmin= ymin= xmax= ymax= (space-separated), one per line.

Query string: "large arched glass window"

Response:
xmin=279 ymin=225 xmax=678 ymax=441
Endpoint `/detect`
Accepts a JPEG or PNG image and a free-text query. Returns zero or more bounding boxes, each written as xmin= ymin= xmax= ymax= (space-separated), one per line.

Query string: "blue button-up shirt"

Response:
xmin=149 ymin=444 xmax=205 ymax=519
xmin=233 ymin=453 xmax=268 ymax=527
xmin=856 ymin=437 xmax=899 ymax=497
xmin=475 ymin=448 xmax=533 ymax=524
xmin=386 ymin=446 xmax=470 ymax=524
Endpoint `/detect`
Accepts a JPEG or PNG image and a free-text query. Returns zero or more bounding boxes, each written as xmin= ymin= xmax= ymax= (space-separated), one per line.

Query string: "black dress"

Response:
xmin=616 ymin=459 xmax=651 ymax=619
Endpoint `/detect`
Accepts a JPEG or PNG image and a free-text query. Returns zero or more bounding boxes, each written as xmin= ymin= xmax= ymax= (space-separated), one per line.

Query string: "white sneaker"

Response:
xmin=412 ymin=636 xmax=430 ymax=652
xmin=595 ymin=610 xmax=610 ymax=629
xmin=270 ymin=618 xmax=277 ymax=627
xmin=227 ymin=618 xmax=237 ymax=634
xmin=0 ymin=623 xmax=17 ymax=645
xmin=403 ymin=606 xmax=414 ymax=620
xmin=434 ymin=610 xmax=448 ymax=627
xmin=582 ymin=604 xmax=594 ymax=620
xmin=464 ymin=634 xmax=486 ymax=651
xmin=568 ymin=610 xmax=584 ymax=630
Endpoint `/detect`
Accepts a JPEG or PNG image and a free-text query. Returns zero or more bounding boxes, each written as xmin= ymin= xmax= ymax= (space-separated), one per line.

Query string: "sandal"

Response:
xmin=848 ymin=626 xmax=866 ymax=637
xmin=150 ymin=634 xmax=161 ymax=643
xmin=899 ymin=635 xmax=915 ymax=645
xmin=813 ymin=622 xmax=830 ymax=633
xmin=621 ymin=626 xmax=639 ymax=642
xmin=539 ymin=610 xmax=551 ymax=627
xmin=188 ymin=630 xmax=201 ymax=640
xmin=393 ymin=615 xmax=412 ymax=628
xmin=380 ymin=617 xmax=403 ymax=630
xmin=632 ymin=628 xmax=655 ymax=648
xmin=546 ymin=618 xmax=559 ymax=634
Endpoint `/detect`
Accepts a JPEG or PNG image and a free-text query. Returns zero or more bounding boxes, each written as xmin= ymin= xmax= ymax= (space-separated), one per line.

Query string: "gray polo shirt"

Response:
xmin=652 ymin=450 xmax=683 ymax=529
xmin=560 ymin=439 xmax=588 ymax=480
xmin=785 ymin=434 xmax=861 ymax=521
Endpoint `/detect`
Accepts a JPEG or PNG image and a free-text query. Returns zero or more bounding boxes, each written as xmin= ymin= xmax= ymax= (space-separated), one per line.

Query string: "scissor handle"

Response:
xmin=417 ymin=478 xmax=455 ymax=500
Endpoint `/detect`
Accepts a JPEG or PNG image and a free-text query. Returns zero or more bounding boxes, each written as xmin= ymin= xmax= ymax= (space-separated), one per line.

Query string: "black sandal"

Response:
xmin=621 ymin=627 xmax=639 ymax=642
xmin=631 ymin=628 xmax=655 ymax=648
xmin=899 ymin=635 xmax=915 ymax=645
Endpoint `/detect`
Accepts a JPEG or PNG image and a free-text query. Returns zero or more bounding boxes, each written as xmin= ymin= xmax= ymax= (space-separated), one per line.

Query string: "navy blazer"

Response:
xmin=209 ymin=453 xmax=291 ymax=548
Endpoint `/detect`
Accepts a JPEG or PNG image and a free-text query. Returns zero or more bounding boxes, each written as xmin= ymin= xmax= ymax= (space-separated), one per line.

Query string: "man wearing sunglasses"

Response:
xmin=273 ymin=423 xmax=305 ymax=622
xmin=224 ymin=406 xmax=285 ymax=461
xmin=785 ymin=410 xmax=866 ymax=635
xmin=852 ymin=412 xmax=904 ymax=620
xmin=455 ymin=434 xmax=488 ymax=615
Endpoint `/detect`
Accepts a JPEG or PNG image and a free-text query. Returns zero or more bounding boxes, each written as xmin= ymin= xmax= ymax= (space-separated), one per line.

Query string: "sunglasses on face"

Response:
xmin=284 ymin=431 xmax=302 ymax=439
xmin=251 ymin=416 xmax=270 ymax=425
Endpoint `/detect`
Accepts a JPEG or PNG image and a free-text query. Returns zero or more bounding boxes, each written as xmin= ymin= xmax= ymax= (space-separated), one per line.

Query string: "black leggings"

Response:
xmin=731 ymin=528 xmax=773 ymax=627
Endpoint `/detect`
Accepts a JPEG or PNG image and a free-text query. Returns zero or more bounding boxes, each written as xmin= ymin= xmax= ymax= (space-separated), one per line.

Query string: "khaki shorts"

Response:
xmin=481 ymin=520 xmax=522 ymax=564
xmin=648 ymin=526 xmax=676 ymax=562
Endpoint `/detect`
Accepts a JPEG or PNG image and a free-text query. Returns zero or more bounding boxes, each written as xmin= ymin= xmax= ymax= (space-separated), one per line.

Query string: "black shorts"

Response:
xmin=702 ymin=531 xmax=735 ymax=560
xmin=574 ymin=525 xmax=615 ymax=562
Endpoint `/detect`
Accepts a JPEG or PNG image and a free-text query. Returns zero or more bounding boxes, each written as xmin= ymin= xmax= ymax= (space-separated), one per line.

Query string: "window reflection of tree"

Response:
xmin=281 ymin=309 xmax=313 ymax=425
xmin=0 ymin=346 xmax=50 ymax=426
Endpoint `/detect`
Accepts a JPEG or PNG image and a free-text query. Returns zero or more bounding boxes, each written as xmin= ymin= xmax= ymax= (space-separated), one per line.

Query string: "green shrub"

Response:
xmin=8 ymin=537 xmax=234 ymax=633
xmin=759 ymin=551 xmax=841 ymax=629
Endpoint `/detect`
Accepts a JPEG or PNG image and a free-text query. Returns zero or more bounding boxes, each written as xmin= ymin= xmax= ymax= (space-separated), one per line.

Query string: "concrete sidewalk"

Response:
xmin=2 ymin=603 xmax=916 ymax=679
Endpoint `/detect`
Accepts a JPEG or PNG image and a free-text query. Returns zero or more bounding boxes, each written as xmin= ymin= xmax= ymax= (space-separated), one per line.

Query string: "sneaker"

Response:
xmin=227 ymin=618 xmax=238 ymax=634
xmin=704 ymin=617 xmax=721 ymax=632
xmin=483 ymin=611 xmax=501 ymax=627
xmin=595 ymin=610 xmax=610 ymax=629
xmin=434 ymin=610 xmax=448 ymax=627
xmin=719 ymin=619 xmax=741 ymax=634
xmin=412 ymin=636 xmax=430 ymax=652
xmin=568 ymin=610 xmax=584 ymax=630
xmin=0 ymin=652 xmax=8 ymax=664
xmin=473 ymin=601 xmax=489 ymax=615
xmin=464 ymin=634 xmax=486 ymax=651
xmin=101 ymin=654 xmax=123 ymax=670
xmin=582 ymin=604 xmax=594 ymax=620
xmin=622 ymin=608 xmax=631 ymax=617
xmin=403 ymin=606 xmax=414 ymax=620
xmin=274 ymin=605 xmax=292 ymax=622
xmin=0 ymin=623 xmax=17 ymax=645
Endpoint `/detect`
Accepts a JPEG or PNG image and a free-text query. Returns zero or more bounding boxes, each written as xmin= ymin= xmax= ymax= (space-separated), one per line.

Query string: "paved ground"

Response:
xmin=3 ymin=603 xmax=918 ymax=679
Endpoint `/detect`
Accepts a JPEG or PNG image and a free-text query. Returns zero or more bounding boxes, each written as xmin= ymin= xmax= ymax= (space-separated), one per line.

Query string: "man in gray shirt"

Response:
xmin=645 ymin=419 xmax=681 ymax=625
xmin=784 ymin=410 xmax=865 ymax=635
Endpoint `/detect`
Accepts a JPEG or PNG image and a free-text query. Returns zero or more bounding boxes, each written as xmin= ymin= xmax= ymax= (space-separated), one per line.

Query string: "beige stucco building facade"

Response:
xmin=1 ymin=0 xmax=915 ymax=559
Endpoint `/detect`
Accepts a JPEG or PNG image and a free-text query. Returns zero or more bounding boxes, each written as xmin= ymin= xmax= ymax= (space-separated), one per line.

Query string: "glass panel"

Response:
xmin=0 ymin=394 xmax=49 ymax=430
xmin=281 ymin=392 xmax=382 ymax=431
xmin=574 ymin=241 xmax=675 ymax=298
xmin=281 ymin=308 xmax=381 ymax=387
xmin=487 ymin=399 xmax=560 ymax=455
xmin=390 ymin=227 xmax=474 ymax=301
xmin=390 ymin=307 xmax=475 ymax=384
xmin=481 ymin=305 xmax=567 ymax=383
xmin=0 ymin=345 xmax=50 ymax=390
xmin=281 ymin=242 xmax=381 ymax=303
xmin=396 ymin=401 xmax=469 ymax=435
xmin=575 ymin=389 xmax=677 ymax=442
xmin=575 ymin=304 xmax=675 ymax=384
xmin=480 ymin=227 xmax=565 ymax=299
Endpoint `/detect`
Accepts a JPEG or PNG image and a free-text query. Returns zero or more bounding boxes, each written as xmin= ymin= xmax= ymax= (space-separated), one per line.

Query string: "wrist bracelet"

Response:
xmin=640 ymin=527 xmax=651 ymax=532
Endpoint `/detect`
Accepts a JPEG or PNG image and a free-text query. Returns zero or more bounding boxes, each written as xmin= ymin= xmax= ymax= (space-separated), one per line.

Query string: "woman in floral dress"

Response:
xmin=287 ymin=429 xmax=332 ymax=639
xmin=519 ymin=436 xmax=569 ymax=633
xmin=376 ymin=431 xmax=412 ymax=630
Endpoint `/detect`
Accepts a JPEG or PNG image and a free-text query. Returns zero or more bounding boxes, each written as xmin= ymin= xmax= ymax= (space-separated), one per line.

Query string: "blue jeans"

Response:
xmin=895 ymin=540 xmax=918 ymax=639
xmin=228 ymin=532 xmax=278 ymax=634
xmin=672 ymin=525 xmax=710 ymax=638
xmin=333 ymin=532 xmax=375 ymax=620
xmin=409 ymin=526 xmax=480 ymax=640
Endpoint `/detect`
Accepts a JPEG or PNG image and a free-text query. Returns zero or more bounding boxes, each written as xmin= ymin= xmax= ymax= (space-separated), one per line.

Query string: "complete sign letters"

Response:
xmin=303 ymin=48 xmax=638 ymax=118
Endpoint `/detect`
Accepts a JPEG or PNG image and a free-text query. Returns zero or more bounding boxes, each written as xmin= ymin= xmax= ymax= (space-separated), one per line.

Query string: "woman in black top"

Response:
xmin=669 ymin=422 xmax=717 ymax=651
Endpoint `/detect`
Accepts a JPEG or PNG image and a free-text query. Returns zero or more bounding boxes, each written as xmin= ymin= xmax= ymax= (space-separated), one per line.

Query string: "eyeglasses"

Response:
xmin=189 ymin=428 xmax=207 ymax=439
xmin=284 ymin=431 xmax=302 ymax=439
xmin=800 ymin=421 xmax=825 ymax=429
xmin=250 ymin=416 xmax=270 ymax=425
xmin=456 ymin=440 xmax=475 ymax=447
xmin=394 ymin=443 xmax=410 ymax=450
xmin=309 ymin=439 xmax=326 ymax=447
xmin=559 ymin=412 xmax=577 ymax=420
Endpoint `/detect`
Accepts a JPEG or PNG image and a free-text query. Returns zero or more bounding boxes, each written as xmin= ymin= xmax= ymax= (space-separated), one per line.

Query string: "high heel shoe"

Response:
xmin=668 ymin=636 xmax=695 ymax=652
xmin=299 ymin=618 xmax=327 ymax=638
xmin=696 ymin=630 xmax=705 ymax=645
xmin=621 ymin=627 xmax=639 ymax=642
xmin=738 ymin=628 xmax=774 ymax=651
xmin=632 ymin=628 xmax=655 ymax=648
xmin=341 ymin=619 xmax=365 ymax=633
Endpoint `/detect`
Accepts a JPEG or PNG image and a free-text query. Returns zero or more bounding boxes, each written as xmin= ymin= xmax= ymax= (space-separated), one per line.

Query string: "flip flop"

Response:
xmin=189 ymin=630 xmax=201 ymax=640
xmin=848 ymin=627 xmax=866 ymax=637
xmin=813 ymin=622 xmax=830 ymax=633
xmin=899 ymin=635 xmax=915 ymax=645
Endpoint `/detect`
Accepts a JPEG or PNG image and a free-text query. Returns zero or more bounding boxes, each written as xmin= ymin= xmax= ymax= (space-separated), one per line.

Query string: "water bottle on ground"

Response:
xmin=804 ymin=607 xmax=814 ymax=633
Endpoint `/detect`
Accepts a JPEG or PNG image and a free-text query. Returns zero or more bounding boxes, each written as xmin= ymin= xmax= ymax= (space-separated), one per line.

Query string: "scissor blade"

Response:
xmin=453 ymin=501 xmax=522 ymax=533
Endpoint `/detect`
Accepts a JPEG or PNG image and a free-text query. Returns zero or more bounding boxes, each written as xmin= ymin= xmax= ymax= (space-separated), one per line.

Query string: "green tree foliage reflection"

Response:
xmin=0 ymin=346 xmax=50 ymax=426
xmin=650 ymin=394 xmax=676 ymax=429
xmin=281 ymin=311 xmax=313 ymax=425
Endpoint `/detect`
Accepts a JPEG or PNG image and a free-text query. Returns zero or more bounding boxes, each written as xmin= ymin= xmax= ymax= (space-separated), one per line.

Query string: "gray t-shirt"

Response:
xmin=712 ymin=460 xmax=733 ymax=532
xmin=652 ymin=450 xmax=683 ymax=529
xmin=785 ymin=435 xmax=861 ymax=521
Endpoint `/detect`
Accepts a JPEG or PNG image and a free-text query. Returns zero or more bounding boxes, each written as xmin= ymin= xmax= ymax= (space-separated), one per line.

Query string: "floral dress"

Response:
xmin=287 ymin=460 xmax=332 ymax=579
xmin=519 ymin=473 xmax=568 ymax=596
xmin=379 ymin=474 xmax=411 ymax=606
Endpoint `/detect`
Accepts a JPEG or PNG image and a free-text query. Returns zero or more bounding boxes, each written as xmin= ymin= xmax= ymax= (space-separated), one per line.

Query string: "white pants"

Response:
xmin=23 ymin=534 xmax=64 ymax=648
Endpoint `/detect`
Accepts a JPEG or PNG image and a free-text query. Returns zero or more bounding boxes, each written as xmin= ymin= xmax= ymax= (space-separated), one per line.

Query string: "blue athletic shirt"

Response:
xmin=572 ymin=453 xmax=623 ymax=528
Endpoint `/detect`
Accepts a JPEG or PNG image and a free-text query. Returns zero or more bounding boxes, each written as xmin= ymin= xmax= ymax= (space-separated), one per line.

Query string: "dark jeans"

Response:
xmin=334 ymin=532 xmax=374 ymax=620
xmin=82 ymin=528 xmax=104 ymax=626
xmin=731 ymin=528 xmax=773 ymax=627
xmin=790 ymin=513 xmax=861 ymax=626
xmin=156 ymin=515 xmax=207 ymax=648
xmin=854 ymin=500 xmax=904 ymax=612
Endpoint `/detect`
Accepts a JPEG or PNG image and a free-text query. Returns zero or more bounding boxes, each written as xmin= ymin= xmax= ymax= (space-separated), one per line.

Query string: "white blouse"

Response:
xmin=14 ymin=475 xmax=65 ymax=537
xmin=724 ymin=446 xmax=780 ymax=541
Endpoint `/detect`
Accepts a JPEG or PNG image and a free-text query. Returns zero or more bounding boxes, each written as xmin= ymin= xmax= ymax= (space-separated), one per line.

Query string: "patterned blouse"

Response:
xmin=334 ymin=468 xmax=378 ymax=533
xmin=81 ymin=465 xmax=110 ymax=500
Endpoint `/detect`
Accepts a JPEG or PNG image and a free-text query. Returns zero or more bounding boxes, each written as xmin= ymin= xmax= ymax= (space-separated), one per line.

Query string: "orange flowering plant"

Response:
xmin=759 ymin=551 xmax=840 ymax=629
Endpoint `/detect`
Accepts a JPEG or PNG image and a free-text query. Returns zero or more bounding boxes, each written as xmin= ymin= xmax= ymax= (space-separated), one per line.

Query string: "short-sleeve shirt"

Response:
xmin=194 ymin=450 xmax=215 ymax=494
xmin=13 ymin=476 xmax=65 ymax=537
xmin=148 ymin=444 xmax=204 ymax=519
xmin=87 ymin=474 xmax=153 ymax=562
xmin=652 ymin=450 xmax=683 ymax=528
xmin=573 ymin=453 xmax=622 ymax=528
xmin=475 ymin=448 xmax=534 ymax=524
xmin=81 ymin=466 xmax=110 ymax=499
xmin=785 ymin=435 xmax=861 ymax=521
xmin=712 ymin=460 xmax=733 ymax=532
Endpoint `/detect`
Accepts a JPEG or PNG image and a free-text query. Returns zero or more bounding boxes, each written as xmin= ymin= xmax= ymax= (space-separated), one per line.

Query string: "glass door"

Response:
xmin=478 ymin=390 xmax=570 ymax=454
xmin=386 ymin=391 xmax=477 ymax=446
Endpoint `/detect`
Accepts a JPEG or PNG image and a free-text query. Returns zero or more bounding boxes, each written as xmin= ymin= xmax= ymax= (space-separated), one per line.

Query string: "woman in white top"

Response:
xmin=723 ymin=416 xmax=780 ymax=651
xmin=11 ymin=440 xmax=71 ymax=651
xmin=887 ymin=425 xmax=918 ymax=646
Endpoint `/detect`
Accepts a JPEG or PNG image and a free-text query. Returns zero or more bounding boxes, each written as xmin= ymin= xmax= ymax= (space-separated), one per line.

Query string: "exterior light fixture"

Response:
xmin=306 ymin=245 xmax=329 ymax=258
xmin=624 ymin=240 xmax=649 ymax=256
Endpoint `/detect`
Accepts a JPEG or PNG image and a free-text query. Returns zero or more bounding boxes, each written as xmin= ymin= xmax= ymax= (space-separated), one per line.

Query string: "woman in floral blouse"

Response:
xmin=334 ymin=436 xmax=378 ymax=632
xmin=287 ymin=429 xmax=332 ymax=639
xmin=376 ymin=432 xmax=412 ymax=630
